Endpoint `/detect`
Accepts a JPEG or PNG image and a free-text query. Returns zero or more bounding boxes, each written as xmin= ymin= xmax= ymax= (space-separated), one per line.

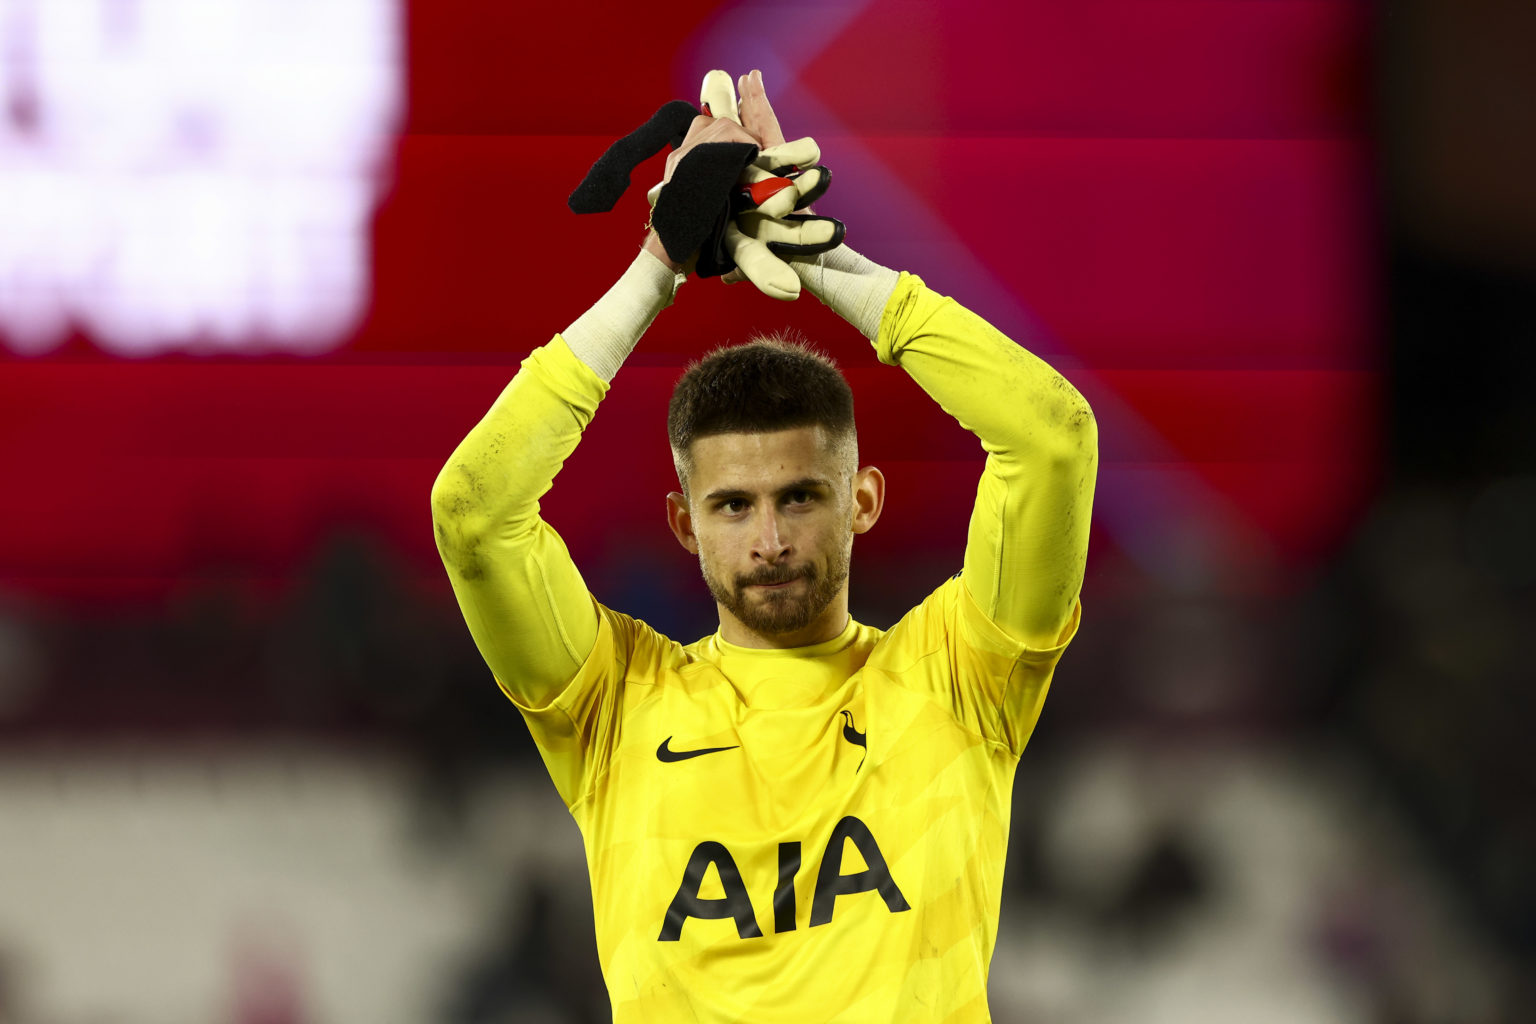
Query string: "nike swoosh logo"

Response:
xmin=656 ymin=737 xmax=739 ymax=763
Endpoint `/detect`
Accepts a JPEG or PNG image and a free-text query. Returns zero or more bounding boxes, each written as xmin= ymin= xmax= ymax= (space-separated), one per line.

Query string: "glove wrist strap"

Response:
xmin=563 ymin=249 xmax=684 ymax=382
xmin=793 ymin=245 xmax=900 ymax=342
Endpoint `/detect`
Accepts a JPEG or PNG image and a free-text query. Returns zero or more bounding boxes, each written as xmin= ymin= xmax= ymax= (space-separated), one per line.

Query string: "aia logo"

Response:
xmin=659 ymin=816 xmax=909 ymax=941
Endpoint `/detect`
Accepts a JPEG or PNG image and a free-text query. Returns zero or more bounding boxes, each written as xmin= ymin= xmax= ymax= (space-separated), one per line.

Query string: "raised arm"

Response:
xmin=431 ymin=100 xmax=780 ymax=704
xmin=429 ymin=248 xmax=681 ymax=703
xmin=731 ymin=72 xmax=1097 ymax=648
xmin=877 ymin=274 xmax=1096 ymax=648
xmin=792 ymin=248 xmax=1096 ymax=649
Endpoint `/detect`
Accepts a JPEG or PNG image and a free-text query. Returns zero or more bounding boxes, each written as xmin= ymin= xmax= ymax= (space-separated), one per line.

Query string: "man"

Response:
xmin=431 ymin=70 xmax=1097 ymax=1022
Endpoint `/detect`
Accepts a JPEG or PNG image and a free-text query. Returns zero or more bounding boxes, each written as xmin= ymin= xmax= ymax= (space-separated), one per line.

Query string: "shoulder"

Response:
xmin=591 ymin=602 xmax=693 ymax=674
xmin=872 ymin=573 xmax=1079 ymax=669
xmin=514 ymin=600 xmax=692 ymax=715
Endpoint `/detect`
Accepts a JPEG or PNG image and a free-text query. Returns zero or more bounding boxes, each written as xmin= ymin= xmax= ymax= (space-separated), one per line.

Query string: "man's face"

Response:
xmin=667 ymin=425 xmax=880 ymax=645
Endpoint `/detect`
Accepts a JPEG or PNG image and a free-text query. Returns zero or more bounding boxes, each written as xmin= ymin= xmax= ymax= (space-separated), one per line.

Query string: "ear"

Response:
xmin=666 ymin=491 xmax=699 ymax=553
xmin=851 ymin=466 xmax=885 ymax=535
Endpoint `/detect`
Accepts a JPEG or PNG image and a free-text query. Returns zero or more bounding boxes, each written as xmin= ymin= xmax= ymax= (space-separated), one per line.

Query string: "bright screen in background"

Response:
xmin=0 ymin=0 xmax=400 ymax=355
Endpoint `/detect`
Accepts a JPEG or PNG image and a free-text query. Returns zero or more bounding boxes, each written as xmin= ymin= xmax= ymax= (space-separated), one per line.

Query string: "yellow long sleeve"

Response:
xmin=429 ymin=336 xmax=608 ymax=708
xmin=876 ymin=274 xmax=1097 ymax=649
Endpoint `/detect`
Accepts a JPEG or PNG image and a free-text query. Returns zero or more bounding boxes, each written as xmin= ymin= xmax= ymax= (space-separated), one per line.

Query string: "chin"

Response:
xmin=737 ymin=591 xmax=825 ymax=636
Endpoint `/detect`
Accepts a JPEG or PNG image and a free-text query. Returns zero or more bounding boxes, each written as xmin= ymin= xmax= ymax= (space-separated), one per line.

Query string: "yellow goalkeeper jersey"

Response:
xmin=434 ymin=268 xmax=1097 ymax=1022
xmin=510 ymin=578 xmax=1077 ymax=1023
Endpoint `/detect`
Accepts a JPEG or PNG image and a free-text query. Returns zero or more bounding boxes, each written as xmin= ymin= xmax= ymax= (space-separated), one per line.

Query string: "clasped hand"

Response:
xmin=645 ymin=70 xmax=843 ymax=300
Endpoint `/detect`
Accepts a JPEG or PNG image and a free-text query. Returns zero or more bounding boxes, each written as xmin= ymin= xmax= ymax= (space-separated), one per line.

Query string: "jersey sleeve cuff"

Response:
xmin=874 ymin=272 xmax=951 ymax=367
xmin=957 ymin=576 xmax=1082 ymax=663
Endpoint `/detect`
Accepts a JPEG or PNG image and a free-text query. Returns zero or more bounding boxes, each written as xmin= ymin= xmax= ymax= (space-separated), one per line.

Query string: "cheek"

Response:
xmin=692 ymin=527 xmax=733 ymax=566
xmin=806 ymin=515 xmax=852 ymax=558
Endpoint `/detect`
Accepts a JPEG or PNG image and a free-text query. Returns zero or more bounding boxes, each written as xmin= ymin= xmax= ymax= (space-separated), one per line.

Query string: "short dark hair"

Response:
xmin=668 ymin=334 xmax=857 ymax=491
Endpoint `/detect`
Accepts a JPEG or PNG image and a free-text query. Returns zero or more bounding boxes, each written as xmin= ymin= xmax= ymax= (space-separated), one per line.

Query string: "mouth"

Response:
xmin=744 ymin=572 xmax=806 ymax=591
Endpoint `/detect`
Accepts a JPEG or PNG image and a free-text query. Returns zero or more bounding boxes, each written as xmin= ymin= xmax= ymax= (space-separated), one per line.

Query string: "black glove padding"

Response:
xmin=568 ymin=97 xmax=844 ymax=287
xmin=649 ymin=140 xmax=758 ymax=271
xmin=752 ymin=212 xmax=847 ymax=256
xmin=568 ymin=101 xmax=697 ymax=214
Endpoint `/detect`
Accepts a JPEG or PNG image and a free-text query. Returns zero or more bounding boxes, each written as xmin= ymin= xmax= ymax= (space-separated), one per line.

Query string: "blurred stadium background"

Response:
xmin=0 ymin=0 xmax=1531 ymax=1020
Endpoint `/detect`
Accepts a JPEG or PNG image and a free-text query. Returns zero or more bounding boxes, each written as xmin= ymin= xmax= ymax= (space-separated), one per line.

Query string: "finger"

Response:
xmin=737 ymin=211 xmax=842 ymax=250
xmin=738 ymin=166 xmax=800 ymax=218
xmin=700 ymin=69 xmax=741 ymax=125
xmin=737 ymin=69 xmax=787 ymax=149
xmin=725 ymin=221 xmax=800 ymax=301
xmin=755 ymin=137 xmax=820 ymax=172
xmin=722 ymin=268 xmax=747 ymax=285
xmin=680 ymin=113 xmax=723 ymax=145
xmin=787 ymin=165 xmax=829 ymax=209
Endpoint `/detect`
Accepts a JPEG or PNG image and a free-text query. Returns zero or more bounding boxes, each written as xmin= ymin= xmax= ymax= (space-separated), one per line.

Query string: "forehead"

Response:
xmin=687 ymin=426 xmax=844 ymax=491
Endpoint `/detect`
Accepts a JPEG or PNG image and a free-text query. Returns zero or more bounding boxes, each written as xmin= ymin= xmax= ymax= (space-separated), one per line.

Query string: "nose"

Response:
xmin=752 ymin=507 xmax=791 ymax=563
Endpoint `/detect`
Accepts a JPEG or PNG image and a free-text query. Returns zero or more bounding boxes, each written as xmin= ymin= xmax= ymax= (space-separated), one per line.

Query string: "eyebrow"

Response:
xmin=703 ymin=477 xmax=834 ymax=505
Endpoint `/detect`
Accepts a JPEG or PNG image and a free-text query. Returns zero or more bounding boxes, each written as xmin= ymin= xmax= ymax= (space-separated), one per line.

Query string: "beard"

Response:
xmin=701 ymin=546 xmax=851 ymax=637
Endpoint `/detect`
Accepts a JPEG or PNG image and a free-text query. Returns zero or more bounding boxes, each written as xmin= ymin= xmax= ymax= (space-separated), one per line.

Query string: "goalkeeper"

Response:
xmin=431 ymin=69 xmax=1098 ymax=1023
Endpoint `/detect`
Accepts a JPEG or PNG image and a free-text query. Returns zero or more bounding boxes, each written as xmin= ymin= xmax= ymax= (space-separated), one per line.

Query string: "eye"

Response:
xmin=718 ymin=498 xmax=749 ymax=515
xmin=786 ymin=489 xmax=814 ymax=505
